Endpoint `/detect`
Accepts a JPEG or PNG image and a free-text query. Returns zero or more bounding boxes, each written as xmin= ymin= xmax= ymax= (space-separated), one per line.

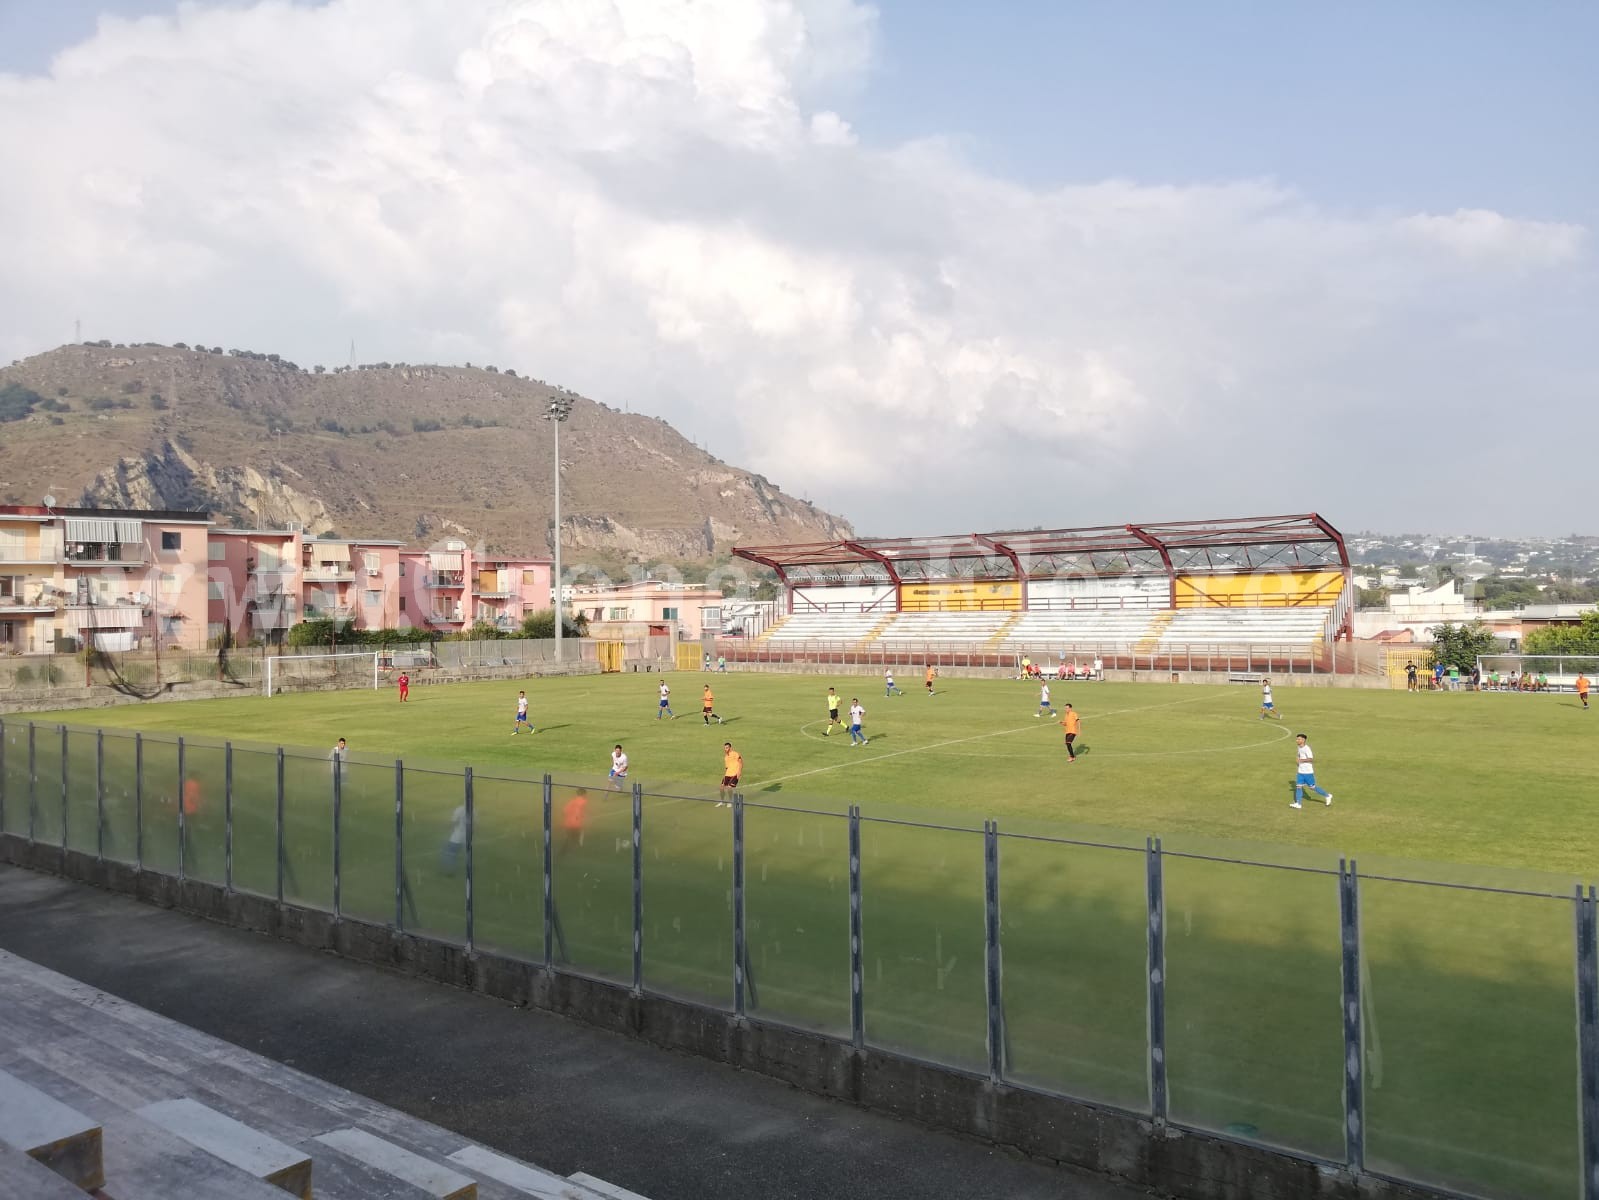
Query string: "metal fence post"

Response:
xmin=223 ymin=742 xmax=234 ymax=890
xmin=0 ymin=719 xmax=6 ymax=835
xmin=331 ymin=746 xmax=342 ymax=919
xmin=58 ymin=725 xmax=68 ymax=858
xmin=983 ymin=819 xmax=1006 ymax=1082
xmin=394 ymin=760 xmax=405 ymax=931
xmin=134 ymin=732 xmax=142 ymax=868
xmin=95 ymin=729 xmax=105 ymax=863
xmin=732 ymin=794 xmax=747 ymax=1017
xmin=274 ymin=746 xmax=285 ymax=904
xmin=176 ymin=736 xmax=186 ymax=881
xmin=849 ymin=804 xmax=865 ymax=1050
xmin=542 ymin=774 xmax=553 ymax=966
xmin=27 ymin=723 xmax=36 ymax=845
xmin=1147 ymin=836 xmax=1168 ymax=1123
xmin=1577 ymin=884 xmax=1599 ymax=1200
xmin=631 ymin=781 xmax=643 ymax=994
xmin=1339 ymin=859 xmax=1365 ymax=1172
xmin=464 ymin=766 xmax=475 ymax=953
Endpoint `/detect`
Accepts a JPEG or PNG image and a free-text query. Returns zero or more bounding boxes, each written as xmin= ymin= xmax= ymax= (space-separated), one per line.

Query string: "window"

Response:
xmin=607 ymin=606 xmax=628 ymax=620
xmin=364 ymin=590 xmax=381 ymax=607
xmin=161 ymin=531 xmax=182 ymax=551
xmin=207 ymin=581 xmax=225 ymax=600
xmin=398 ymin=561 xmax=406 ymax=577
xmin=208 ymin=541 xmax=225 ymax=561
xmin=363 ymin=551 xmax=380 ymax=572
xmin=522 ymin=570 xmax=540 ymax=585
xmin=0 ymin=576 xmax=15 ymax=599
xmin=399 ymin=596 xmax=407 ymax=613
xmin=662 ymin=607 xmax=678 ymax=619
xmin=158 ymin=572 xmax=179 ymax=594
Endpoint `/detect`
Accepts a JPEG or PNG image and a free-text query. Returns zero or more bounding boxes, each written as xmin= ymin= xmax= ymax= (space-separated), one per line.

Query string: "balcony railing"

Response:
xmin=428 ymin=611 xmax=465 ymax=624
xmin=63 ymin=544 xmax=147 ymax=565
xmin=303 ymin=605 xmax=354 ymax=621
xmin=473 ymin=588 xmax=513 ymax=599
xmin=303 ymin=567 xmax=356 ymax=582
xmin=425 ymin=574 xmax=466 ymax=589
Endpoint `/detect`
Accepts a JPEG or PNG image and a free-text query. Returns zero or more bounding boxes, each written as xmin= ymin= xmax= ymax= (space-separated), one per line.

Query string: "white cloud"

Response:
xmin=1 ymin=0 xmax=1593 ymax=536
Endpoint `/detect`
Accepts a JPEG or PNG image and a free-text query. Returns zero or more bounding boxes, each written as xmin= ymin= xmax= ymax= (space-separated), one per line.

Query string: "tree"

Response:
xmin=285 ymin=618 xmax=354 ymax=648
xmin=519 ymin=608 xmax=586 ymax=639
xmin=1429 ymin=620 xmax=1502 ymax=672
xmin=0 ymin=381 xmax=43 ymax=422
xmin=1524 ymin=611 xmax=1599 ymax=656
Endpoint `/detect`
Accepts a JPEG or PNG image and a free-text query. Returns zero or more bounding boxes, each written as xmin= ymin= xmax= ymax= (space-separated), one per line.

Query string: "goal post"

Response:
xmin=264 ymin=651 xmax=381 ymax=697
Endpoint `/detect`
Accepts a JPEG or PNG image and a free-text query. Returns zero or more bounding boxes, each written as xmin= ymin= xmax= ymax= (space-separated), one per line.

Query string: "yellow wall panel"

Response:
xmin=899 ymin=580 xmax=1023 ymax=612
xmin=1175 ymin=571 xmax=1344 ymax=608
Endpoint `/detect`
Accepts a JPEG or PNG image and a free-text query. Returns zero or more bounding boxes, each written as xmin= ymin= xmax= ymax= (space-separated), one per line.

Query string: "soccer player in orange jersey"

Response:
xmin=718 ymin=743 xmax=743 ymax=807
xmin=1061 ymin=704 xmax=1081 ymax=762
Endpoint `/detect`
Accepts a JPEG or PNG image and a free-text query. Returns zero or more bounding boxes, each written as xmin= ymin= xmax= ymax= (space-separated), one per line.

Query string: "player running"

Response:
xmin=848 ymin=698 xmax=869 ymax=745
xmin=1036 ymin=681 xmax=1053 ymax=718
xmin=924 ymin=665 xmax=937 ymax=696
xmin=718 ymin=742 xmax=743 ymax=806
xmin=701 ymin=685 xmax=724 ymax=725
xmin=824 ymin=686 xmax=842 ymax=736
xmin=561 ymin=788 xmax=589 ymax=852
xmin=657 ymin=681 xmax=676 ymax=720
xmin=439 ymin=802 xmax=467 ymax=873
xmin=885 ymin=668 xmax=903 ymax=697
xmin=1578 ymin=673 xmax=1591 ymax=710
xmin=1061 ymin=703 xmax=1080 ymax=761
xmin=397 ymin=672 xmax=410 ymax=702
xmin=1260 ymin=679 xmax=1281 ymax=720
xmin=609 ymin=744 xmax=629 ymax=791
xmin=512 ymin=690 xmax=534 ymax=735
xmin=1291 ymin=734 xmax=1333 ymax=808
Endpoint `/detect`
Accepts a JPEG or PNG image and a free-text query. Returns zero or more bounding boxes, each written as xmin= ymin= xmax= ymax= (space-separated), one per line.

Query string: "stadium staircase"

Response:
xmin=986 ymin=612 xmax=1024 ymax=649
xmin=757 ymin=614 xmax=790 ymax=641
xmin=0 ymin=948 xmax=652 ymax=1200
xmin=1135 ymin=610 xmax=1176 ymax=656
xmin=854 ymin=613 xmax=899 ymax=650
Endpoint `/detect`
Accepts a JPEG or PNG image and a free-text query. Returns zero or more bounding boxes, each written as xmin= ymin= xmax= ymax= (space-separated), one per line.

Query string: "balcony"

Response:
xmin=473 ymin=588 xmax=513 ymax=599
xmin=303 ymin=567 xmax=356 ymax=582
xmin=64 ymin=543 xmax=146 ymax=565
xmin=303 ymin=605 xmax=354 ymax=621
xmin=425 ymin=574 xmax=466 ymax=589
xmin=427 ymin=610 xmax=465 ymax=625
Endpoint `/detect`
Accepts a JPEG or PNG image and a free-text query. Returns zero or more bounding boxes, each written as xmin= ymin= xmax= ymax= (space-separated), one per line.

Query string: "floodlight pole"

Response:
xmin=545 ymin=399 xmax=573 ymax=661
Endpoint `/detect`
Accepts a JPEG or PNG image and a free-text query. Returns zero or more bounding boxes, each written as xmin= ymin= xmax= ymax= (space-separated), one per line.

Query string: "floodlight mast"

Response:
xmin=543 ymin=398 xmax=575 ymax=661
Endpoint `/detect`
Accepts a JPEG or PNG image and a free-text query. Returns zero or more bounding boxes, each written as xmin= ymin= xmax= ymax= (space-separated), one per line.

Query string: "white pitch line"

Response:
xmin=759 ymin=694 xmax=1212 ymax=788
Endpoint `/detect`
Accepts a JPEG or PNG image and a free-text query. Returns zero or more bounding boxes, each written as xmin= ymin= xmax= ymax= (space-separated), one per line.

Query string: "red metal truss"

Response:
xmin=734 ymin=513 xmax=1347 ymax=580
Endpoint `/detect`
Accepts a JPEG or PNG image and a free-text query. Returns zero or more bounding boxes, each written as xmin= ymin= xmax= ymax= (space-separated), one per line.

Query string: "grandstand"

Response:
xmin=731 ymin=514 xmax=1352 ymax=673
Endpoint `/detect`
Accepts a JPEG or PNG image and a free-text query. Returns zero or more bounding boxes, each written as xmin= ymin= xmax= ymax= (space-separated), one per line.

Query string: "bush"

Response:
xmin=411 ymin=417 xmax=444 ymax=433
xmin=121 ymin=380 xmax=144 ymax=394
xmin=88 ymin=397 xmax=116 ymax=411
xmin=0 ymin=381 xmax=43 ymax=422
xmin=13 ymin=665 xmax=32 ymax=685
xmin=48 ymin=415 xmax=64 ymax=425
xmin=519 ymin=608 xmax=586 ymax=639
xmin=150 ymin=394 xmax=168 ymax=410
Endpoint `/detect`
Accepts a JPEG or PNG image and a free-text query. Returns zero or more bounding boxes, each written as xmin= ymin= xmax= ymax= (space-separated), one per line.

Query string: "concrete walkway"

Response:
xmin=0 ymin=866 xmax=1154 ymax=1200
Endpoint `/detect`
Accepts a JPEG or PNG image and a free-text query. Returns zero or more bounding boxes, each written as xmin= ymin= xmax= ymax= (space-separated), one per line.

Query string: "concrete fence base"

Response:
xmin=0 ymin=836 xmax=1443 ymax=1200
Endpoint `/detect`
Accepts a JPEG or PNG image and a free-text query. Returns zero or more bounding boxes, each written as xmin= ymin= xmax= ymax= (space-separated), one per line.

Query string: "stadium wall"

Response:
xmin=1026 ymin=575 xmax=1168 ymax=608
xmin=0 ymin=841 xmax=1441 ymax=1200
xmin=1174 ymin=570 xmax=1344 ymax=608
xmin=790 ymin=584 xmax=896 ymax=612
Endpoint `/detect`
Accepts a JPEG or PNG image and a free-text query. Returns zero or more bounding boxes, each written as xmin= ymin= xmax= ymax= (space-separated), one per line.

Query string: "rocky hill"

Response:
xmin=0 ymin=342 xmax=850 ymax=563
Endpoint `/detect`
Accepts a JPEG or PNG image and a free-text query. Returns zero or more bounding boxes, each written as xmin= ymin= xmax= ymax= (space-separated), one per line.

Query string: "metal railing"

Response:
xmin=0 ymin=715 xmax=1588 ymax=1200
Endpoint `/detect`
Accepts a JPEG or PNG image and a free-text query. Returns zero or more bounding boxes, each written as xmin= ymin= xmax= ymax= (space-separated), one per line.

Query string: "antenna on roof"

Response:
xmin=43 ymin=495 xmax=56 ymax=511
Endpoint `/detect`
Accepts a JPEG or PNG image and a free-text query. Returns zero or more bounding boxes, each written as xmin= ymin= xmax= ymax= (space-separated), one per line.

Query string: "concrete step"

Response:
xmin=311 ymin=1136 xmax=468 ymax=1200
xmin=97 ymin=1111 xmax=296 ymax=1200
xmin=137 ymin=1098 xmax=312 ymax=1199
xmin=447 ymin=1144 xmax=605 ymax=1198
xmin=0 ymin=1065 xmax=105 ymax=1190
xmin=315 ymin=1128 xmax=476 ymax=1199
xmin=0 ymin=1140 xmax=93 ymax=1199
xmin=570 ymin=1171 xmax=654 ymax=1200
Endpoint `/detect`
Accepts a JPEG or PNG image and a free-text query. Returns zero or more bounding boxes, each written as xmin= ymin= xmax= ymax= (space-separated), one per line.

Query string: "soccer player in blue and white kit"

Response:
xmin=1035 ymin=681 xmax=1053 ymax=718
xmin=1291 ymin=733 xmax=1333 ymax=808
xmin=609 ymin=744 xmax=629 ymax=791
xmin=848 ymin=699 xmax=869 ymax=745
xmin=657 ymin=681 xmax=675 ymax=720
xmin=884 ymin=668 xmax=903 ymax=697
xmin=513 ymin=690 xmax=534 ymax=736
xmin=1260 ymin=679 xmax=1281 ymax=721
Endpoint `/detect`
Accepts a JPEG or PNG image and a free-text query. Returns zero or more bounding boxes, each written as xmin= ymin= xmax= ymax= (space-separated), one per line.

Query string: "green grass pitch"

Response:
xmin=8 ymin=671 xmax=1595 ymax=1200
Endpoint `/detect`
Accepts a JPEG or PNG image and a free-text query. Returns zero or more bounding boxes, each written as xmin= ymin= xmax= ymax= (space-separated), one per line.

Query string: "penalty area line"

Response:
xmin=761 ymin=693 xmax=1212 ymax=789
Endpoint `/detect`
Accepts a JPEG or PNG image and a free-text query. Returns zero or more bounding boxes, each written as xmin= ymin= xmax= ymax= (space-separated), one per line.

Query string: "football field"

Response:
xmin=8 ymin=670 xmax=1595 ymax=1199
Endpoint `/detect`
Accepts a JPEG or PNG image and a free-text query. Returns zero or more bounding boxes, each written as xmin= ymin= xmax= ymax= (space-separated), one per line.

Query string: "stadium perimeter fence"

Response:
xmin=0 ymin=715 xmax=1592 ymax=1200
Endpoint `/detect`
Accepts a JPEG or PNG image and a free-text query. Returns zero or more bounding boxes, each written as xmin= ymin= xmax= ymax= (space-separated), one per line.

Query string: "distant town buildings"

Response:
xmin=0 ymin=504 xmax=552 ymax=653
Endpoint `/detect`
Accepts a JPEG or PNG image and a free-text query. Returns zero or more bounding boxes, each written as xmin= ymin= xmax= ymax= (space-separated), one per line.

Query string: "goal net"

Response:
xmin=264 ymin=651 xmax=380 ymax=697
xmin=1476 ymin=654 xmax=1599 ymax=689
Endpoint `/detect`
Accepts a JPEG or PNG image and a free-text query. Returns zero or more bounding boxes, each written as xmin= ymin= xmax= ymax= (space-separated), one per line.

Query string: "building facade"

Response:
xmin=569 ymin=581 xmax=715 ymax=642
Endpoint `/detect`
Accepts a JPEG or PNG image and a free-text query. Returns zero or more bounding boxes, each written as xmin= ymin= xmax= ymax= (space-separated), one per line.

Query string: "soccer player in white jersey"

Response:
xmin=609 ymin=744 xmax=629 ymax=791
xmin=885 ymin=668 xmax=903 ymax=697
xmin=1260 ymin=679 xmax=1281 ymax=720
xmin=1291 ymin=733 xmax=1333 ymax=808
xmin=657 ymin=681 xmax=675 ymax=719
xmin=513 ymin=690 xmax=533 ymax=735
xmin=1036 ymin=681 xmax=1054 ymax=718
xmin=848 ymin=699 xmax=869 ymax=745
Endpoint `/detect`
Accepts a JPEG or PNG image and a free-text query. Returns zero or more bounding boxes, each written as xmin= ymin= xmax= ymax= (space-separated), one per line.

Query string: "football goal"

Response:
xmin=264 ymin=651 xmax=381 ymax=697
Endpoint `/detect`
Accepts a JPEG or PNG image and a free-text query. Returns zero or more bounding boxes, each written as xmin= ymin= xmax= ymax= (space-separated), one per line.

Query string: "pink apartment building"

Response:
xmin=399 ymin=542 xmax=553 ymax=636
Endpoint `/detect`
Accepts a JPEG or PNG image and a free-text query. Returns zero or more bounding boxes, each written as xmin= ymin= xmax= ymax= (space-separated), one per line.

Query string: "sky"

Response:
xmin=1 ymin=1 xmax=1594 ymax=538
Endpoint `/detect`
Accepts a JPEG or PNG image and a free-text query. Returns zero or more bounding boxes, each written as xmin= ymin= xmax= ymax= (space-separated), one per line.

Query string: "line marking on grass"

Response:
xmin=763 ymin=694 xmax=1212 ymax=789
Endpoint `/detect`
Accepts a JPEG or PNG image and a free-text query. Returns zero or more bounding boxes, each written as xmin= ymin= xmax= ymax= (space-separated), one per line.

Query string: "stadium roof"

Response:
xmin=734 ymin=513 xmax=1348 ymax=584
